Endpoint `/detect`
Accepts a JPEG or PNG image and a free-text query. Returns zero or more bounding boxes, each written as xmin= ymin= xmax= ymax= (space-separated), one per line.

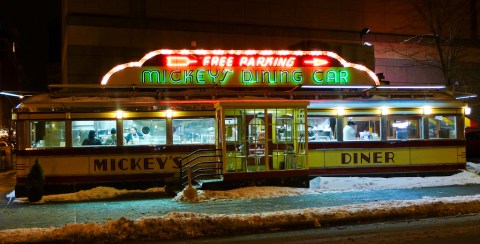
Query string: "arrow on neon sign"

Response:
xmin=303 ymin=58 xmax=329 ymax=67
xmin=166 ymin=56 xmax=198 ymax=66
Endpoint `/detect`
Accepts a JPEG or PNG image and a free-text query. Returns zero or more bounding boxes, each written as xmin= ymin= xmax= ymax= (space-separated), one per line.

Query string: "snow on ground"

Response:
xmin=16 ymin=162 xmax=480 ymax=204
xmin=2 ymin=162 xmax=480 ymax=243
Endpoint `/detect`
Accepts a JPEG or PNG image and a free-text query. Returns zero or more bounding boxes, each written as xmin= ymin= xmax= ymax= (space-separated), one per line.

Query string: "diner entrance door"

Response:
xmin=217 ymin=101 xmax=309 ymax=173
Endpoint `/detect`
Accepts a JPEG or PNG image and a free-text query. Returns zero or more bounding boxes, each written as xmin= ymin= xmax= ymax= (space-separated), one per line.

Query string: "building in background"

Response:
xmin=0 ymin=0 xmax=61 ymax=133
xmin=61 ymin=0 xmax=479 ymax=122
xmin=0 ymin=23 xmax=23 ymax=132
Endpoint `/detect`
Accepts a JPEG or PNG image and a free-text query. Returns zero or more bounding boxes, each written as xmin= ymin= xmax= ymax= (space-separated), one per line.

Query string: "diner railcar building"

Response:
xmin=13 ymin=49 xmax=469 ymax=199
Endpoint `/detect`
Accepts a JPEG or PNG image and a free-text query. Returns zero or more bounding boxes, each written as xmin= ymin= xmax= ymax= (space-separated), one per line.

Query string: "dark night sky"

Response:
xmin=0 ymin=0 xmax=61 ymax=92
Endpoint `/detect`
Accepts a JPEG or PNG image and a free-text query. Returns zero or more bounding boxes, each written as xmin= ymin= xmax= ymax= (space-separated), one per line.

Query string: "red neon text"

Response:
xmin=202 ymin=56 xmax=234 ymax=67
xmin=239 ymin=56 xmax=296 ymax=67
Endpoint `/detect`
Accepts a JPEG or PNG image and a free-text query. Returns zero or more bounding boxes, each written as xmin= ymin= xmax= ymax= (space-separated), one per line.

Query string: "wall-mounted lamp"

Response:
xmin=360 ymin=27 xmax=370 ymax=45
xmin=337 ymin=107 xmax=345 ymax=116
xmin=464 ymin=106 xmax=472 ymax=115
xmin=116 ymin=110 xmax=124 ymax=119
xmin=423 ymin=106 xmax=432 ymax=115
xmin=166 ymin=109 xmax=173 ymax=118
xmin=381 ymin=107 xmax=389 ymax=115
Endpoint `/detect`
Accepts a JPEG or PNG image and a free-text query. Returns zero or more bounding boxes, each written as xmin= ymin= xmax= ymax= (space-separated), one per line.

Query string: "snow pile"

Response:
xmin=14 ymin=186 xmax=166 ymax=203
xmin=174 ymin=185 xmax=305 ymax=202
xmin=308 ymin=170 xmax=480 ymax=193
xmin=2 ymin=195 xmax=480 ymax=243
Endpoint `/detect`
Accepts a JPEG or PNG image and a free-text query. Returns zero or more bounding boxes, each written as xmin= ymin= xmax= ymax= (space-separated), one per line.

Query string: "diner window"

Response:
xmin=30 ymin=121 xmax=66 ymax=148
xmin=72 ymin=120 xmax=116 ymax=147
xmin=173 ymin=118 xmax=215 ymax=144
xmin=343 ymin=116 xmax=381 ymax=141
xmin=427 ymin=115 xmax=457 ymax=139
xmin=123 ymin=119 xmax=166 ymax=145
xmin=226 ymin=117 xmax=240 ymax=142
xmin=387 ymin=116 xmax=421 ymax=140
xmin=307 ymin=116 xmax=336 ymax=141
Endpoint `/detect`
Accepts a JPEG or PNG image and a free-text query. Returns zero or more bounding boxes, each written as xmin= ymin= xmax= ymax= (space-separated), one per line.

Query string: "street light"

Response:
xmin=0 ymin=91 xmax=24 ymax=99
xmin=360 ymin=28 xmax=370 ymax=45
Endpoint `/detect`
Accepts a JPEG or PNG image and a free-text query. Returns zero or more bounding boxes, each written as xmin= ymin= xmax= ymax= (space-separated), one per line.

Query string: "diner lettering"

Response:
xmin=341 ymin=152 xmax=395 ymax=164
xmin=141 ymin=68 xmax=350 ymax=85
xmin=93 ymin=156 xmax=182 ymax=172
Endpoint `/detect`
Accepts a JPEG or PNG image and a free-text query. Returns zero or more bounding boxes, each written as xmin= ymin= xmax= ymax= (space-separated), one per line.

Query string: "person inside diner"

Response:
xmin=104 ymin=128 xmax=117 ymax=145
xmin=343 ymin=121 xmax=357 ymax=141
xmin=307 ymin=125 xmax=316 ymax=140
xmin=125 ymin=127 xmax=143 ymax=144
xmin=82 ymin=130 xmax=102 ymax=145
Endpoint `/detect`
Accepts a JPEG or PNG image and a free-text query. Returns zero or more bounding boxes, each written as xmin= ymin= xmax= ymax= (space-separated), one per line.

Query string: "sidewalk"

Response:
xmin=0 ymin=170 xmax=15 ymax=203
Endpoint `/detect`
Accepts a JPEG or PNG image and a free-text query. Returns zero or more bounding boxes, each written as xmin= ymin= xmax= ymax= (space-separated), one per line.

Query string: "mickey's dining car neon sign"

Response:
xmin=101 ymin=50 xmax=380 ymax=87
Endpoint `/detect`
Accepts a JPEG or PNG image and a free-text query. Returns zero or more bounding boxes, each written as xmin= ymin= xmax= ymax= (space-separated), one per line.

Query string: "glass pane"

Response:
xmin=31 ymin=121 xmax=66 ymax=148
xmin=225 ymin=117 xmax=238 ymax=142
xmin=343 ymin=116 xmax=381 ymax=141
xmin=225 ymin=109 xmax=247 ymax=172
xmin=387 ymin=116 xmax=421 ymax=140
xmin=428 ymin=115 xmax=457 ymax=139
xmin=172 ymin=118 xmax=214 ymax=144
xmin=307 ymin=116 xmax=336 ymax=141
xmin=123 ymin=119 xmax=166 ymax=145
xmin=72 ymin=120 xmax=116 ymax=147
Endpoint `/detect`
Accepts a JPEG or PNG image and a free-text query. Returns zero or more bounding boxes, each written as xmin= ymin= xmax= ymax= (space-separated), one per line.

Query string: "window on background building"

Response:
xmin=342 ymin=116 xmax=381 ymax=141
xmin=123 ymin=119 xmax=167 ymax=145
xmin=306 ymin=116 xmax=336 ymax=141
xmin=72 ymin=120 xmax=116 ymax=147
xmin=427 ymin=115 xmax=457 ymax=139
xmin=30 ymin=121 xmax=66 ymax=148
xmin=173 ymin=118 xmax=215 ymax=144
xmin=386 ymin=115 xmax=421 ymax=140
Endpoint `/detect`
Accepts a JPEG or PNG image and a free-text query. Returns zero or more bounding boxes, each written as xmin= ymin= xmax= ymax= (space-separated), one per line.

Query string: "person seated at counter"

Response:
xmin=125 ymin=127 xmax=143 ymax=144
xmin=82 ymin=130 xmax=102 ymax=145
xmin=104 ymin=128 xmax=117 ymax=145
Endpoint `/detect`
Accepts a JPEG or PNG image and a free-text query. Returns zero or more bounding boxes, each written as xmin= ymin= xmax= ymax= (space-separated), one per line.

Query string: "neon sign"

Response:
xmin=101 ymin=49 xmax=380 ymax=87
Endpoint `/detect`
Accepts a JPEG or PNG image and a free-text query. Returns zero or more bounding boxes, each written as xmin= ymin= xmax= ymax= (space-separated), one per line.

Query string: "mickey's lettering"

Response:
xmin=93 ymin=156 xmax=180 ymax=172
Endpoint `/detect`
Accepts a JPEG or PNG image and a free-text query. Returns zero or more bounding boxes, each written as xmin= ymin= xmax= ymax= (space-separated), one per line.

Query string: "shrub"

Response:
xmin=25 ymin=159 xmax=45 ymax=202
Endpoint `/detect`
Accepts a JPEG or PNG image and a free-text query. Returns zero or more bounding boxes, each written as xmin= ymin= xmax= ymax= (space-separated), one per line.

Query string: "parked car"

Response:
xmin=465 ymin=129 xmax=480 ymax=161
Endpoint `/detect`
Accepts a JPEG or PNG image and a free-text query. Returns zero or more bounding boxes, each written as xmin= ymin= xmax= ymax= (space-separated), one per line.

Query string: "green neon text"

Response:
xmin=312 ymin=69 xmax=350 ymax=84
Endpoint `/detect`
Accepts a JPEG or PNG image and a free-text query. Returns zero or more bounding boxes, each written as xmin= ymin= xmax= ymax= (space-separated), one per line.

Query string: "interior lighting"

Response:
xmin=464 ymin=106 xmax=472 ymax=115
xmin=337 ymin=107 xmax=345 ymax=116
